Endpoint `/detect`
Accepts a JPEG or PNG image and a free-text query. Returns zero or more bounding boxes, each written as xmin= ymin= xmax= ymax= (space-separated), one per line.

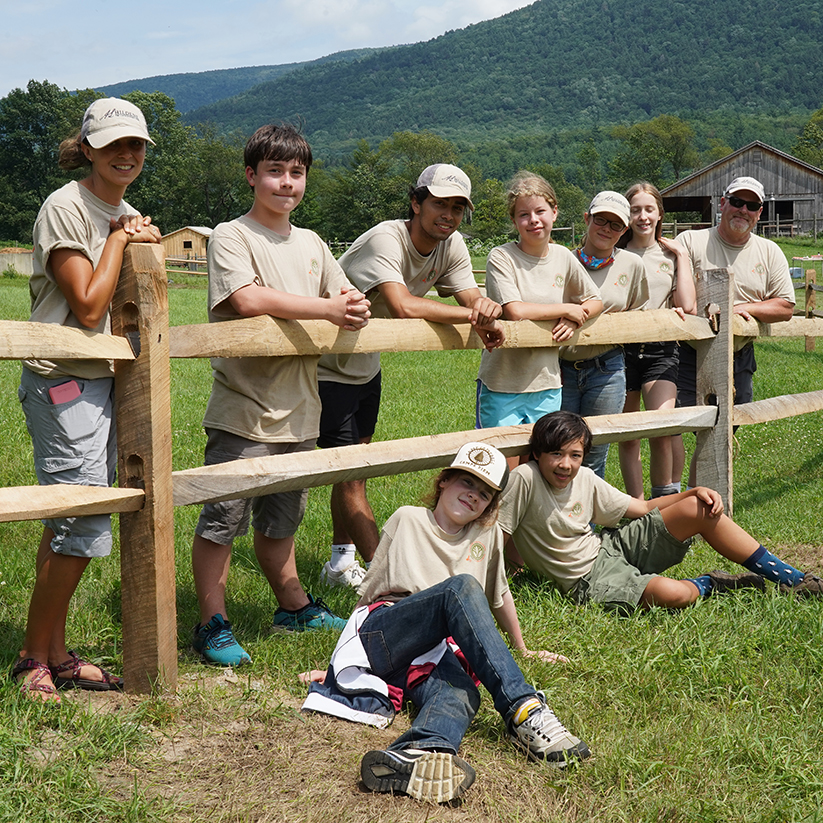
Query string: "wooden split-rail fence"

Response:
xmin=1 ymin=244 xmax=822 ymax=694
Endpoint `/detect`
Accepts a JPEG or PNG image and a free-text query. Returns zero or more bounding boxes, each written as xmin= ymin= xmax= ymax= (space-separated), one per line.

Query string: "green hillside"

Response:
xmin=98 ymin=48 xmax=382 ymax=113
xmin=184 ymin=0 xmax=823 ymax=154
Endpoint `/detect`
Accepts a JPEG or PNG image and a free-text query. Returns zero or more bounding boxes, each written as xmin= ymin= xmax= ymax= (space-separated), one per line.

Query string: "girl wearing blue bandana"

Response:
xmin=559 ymin=191 xmax=649 ymax=478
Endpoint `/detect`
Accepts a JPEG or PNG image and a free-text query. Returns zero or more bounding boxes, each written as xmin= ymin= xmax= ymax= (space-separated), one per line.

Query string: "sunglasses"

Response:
xmin=591 ymin=214 xmax=626 ymax=232
xmin=727 ymin=195 xmax=762 ymax=212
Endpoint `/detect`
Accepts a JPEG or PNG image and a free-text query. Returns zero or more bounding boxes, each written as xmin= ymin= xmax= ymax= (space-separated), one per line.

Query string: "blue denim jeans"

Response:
xmin=357 ymin=575 xmax=535 ymax=754
xmin=561 ymin=348 xmax=626 ymax=479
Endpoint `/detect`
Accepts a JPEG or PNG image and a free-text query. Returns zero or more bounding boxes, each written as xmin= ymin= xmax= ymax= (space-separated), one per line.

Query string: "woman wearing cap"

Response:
xmin=616 ymin=182 xmax=696 ymax=499
xmin=13 ymin=98 xmax=161 ymax=702
xmin=559 ymin=191 xmax=649 ymax=478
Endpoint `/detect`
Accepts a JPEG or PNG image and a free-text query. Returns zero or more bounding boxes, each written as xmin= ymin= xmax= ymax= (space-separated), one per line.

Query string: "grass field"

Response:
xmin=0 ymin=245 xmax=822 ymax=822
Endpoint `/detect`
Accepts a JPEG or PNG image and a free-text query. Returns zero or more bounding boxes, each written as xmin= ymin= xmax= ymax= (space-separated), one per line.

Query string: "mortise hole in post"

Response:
xmin=125 ymin=454 xmax=145 ymax=487
xmin=122 ymin=301 xmax=140 ymax=337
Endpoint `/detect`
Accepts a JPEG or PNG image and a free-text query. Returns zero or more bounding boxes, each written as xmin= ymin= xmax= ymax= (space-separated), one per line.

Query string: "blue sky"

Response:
xmin=0 ymin=0 xmax=533 ymax=99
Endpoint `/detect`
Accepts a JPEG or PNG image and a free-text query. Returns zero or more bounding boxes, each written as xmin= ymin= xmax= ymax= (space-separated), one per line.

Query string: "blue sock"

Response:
xmin=742 ymin=545 xmax=804 ymax=586
xmin=687 ymin=575 xmax=713 ymax=597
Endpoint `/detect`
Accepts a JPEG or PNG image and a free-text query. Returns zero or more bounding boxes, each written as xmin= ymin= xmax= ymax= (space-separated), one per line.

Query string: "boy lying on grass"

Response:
xmin=500 ymin=411 xmax=822 ymax=610
xmin=302 ymin=442 xmax=589 ymax=804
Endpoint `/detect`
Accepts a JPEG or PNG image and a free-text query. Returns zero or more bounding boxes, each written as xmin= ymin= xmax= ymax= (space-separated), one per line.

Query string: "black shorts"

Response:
xmin=624 ymin=341 xmax=679 ymax=393
xmin=318 ymin=372 xmax=382 ymax=448
xmin=676 ymin=342 xmax=755 ymax=408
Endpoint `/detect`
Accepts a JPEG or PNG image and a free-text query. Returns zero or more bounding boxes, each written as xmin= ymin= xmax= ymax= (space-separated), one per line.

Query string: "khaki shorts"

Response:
xmin=569 ymin=509 xmax=691 ymax=612
xmin=195 ymin=429 xmax=315 ymax=544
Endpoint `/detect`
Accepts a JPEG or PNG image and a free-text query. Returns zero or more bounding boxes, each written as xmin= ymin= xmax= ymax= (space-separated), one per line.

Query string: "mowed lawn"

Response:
xmin=0 ymin=260 xmax=821 ymax=822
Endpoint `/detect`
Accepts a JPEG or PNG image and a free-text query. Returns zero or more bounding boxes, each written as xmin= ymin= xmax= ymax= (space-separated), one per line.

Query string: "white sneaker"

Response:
xmin=360 ymin=748 xmax=475 ymax=803
xmin=509 ymin=693 xmax=590 ymax=766
xmin=320 ymin=560 xmax=367 ymax=590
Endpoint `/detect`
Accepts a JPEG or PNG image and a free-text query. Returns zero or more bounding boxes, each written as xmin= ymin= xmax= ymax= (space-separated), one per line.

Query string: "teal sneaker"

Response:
xmin=193 ymin=614 xmax=251 ymax=666
xmin=271 ymin=594 xmax=347 ymax=632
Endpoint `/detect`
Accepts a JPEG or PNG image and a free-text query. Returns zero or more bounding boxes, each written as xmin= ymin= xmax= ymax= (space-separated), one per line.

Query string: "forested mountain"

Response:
xmin=184 ymin=0 xmax=823 ymax=155
xmin=98 ymin=48 xmax=382 ymax=113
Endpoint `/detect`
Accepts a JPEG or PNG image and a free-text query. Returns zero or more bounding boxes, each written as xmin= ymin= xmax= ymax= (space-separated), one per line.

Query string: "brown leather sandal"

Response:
xmin=50 ymin=650 xmax=124 ymax=692
xmin=11 ymin=658 xmax=61 ymax=703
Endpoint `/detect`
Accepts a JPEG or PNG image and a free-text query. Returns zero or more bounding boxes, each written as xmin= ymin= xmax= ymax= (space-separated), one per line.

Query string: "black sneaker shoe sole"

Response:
xmin=360 ymin=750 xmax=475 ymax=803
xmin=707 ymin=570 xmax=766 ymax=594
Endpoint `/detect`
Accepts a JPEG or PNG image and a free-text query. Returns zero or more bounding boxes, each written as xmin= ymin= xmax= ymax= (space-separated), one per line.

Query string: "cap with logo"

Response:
xmin=448 ymin=441 xmax=509 ymax=491
xmin=416 ymin=164 xmax=474 ymax=210
xmin=80 ymin=98 xmax=155 ymax=149
xmin=724 ymin=176 xmax=765 ymax=203
xmin=587 ymin=191 xmax=631 ymax=227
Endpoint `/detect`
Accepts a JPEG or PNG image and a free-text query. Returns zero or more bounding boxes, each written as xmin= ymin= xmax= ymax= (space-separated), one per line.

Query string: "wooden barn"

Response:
xmin=160 ymin=226 xmax=212 ymax=261
xmin=662 ymin=142 xmax=823 ymax=236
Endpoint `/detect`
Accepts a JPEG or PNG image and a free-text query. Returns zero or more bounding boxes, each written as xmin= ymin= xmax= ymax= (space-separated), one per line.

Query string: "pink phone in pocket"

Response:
xmin=48 ymin=380 xmax=81 ymax=405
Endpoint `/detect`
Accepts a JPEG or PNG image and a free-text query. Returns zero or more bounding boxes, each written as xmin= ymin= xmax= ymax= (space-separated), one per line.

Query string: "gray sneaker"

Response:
xmin=509 ymin=693 xmax=591 ymax=766
xmin=708 ymin=569 xmax=766 ymax=594
xmin=779 ymin=572 xmax=823 ymax=598
xmin=361 ymin=748 xmax=475 ymax=803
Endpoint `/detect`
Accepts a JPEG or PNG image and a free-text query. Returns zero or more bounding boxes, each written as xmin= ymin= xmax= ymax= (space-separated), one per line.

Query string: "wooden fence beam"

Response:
xmin=0 ymin=320 xmax=135 ymax=360
xmin=0 ymin=486 xmax=144 ymax=523
xmin=172 ymin=406 xmax=717 ymax=507
xmin=733 ymin=390 xmax=823 ymax=426
xmin=168 ymin=310 xmax=712 ymax=359
xmin=112 ymin=244 xmax=177 ymax=695
xmin=806 ymin=269 xmax=817 ymax=352
xmin=692 ymin=267 xmax=734 ymax=513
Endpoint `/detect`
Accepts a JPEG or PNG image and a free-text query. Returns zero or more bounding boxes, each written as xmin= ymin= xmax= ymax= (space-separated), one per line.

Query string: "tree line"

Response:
xmin=2 ymin=81 xmax=822 ymax=246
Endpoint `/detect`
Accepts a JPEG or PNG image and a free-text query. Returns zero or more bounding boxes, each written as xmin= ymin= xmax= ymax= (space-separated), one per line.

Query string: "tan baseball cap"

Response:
xmin=416 ymin=164 xmax=474 ymax=210
xmin=449 ymin=441 xmax=509 ymax=491
xmin=588 ymin=191 xmax=631 ymax=226
xmin=81 ymin=98 xmax=155 ymax=149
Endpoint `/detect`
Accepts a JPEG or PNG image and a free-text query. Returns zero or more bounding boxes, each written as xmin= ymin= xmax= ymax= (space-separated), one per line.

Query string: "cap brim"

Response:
xmin=86 ymin=126 xmax=155 ymax=149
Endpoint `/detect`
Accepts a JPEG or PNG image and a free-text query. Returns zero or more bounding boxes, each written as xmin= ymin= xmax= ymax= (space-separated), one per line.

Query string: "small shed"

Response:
xmin=661 ymin=142 xmax=823 ymax=236
xmin=161 ymin=227 xmax=212 ymax=261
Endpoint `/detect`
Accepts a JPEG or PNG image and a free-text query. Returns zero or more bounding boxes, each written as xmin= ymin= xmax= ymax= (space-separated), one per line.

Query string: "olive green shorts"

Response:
xmin=569 ymin=509 xmax=691 ymax=611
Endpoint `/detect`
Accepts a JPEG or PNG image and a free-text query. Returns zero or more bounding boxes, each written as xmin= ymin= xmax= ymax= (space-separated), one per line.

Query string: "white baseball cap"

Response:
xmin=81 ymin=98 xmax=155 ymax=149
xmin=588 ymin=191 xmax=631 ymax=227
xmin=449 ymin=441 xmax=509 ymax=491
xmin=416 ymin=164 xmax=474 ymax=210
xmin=725 ymin=176 xmax=765 ymax=203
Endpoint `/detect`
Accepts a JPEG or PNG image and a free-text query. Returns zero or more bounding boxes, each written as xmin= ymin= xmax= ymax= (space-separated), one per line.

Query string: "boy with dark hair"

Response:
xmin=500 ymin=411 xmax=822 ymax=611
xmin=316 ymin=164 xmax=505 ymax=590
xmin=190 ymin=123 xmax=371 ymax=666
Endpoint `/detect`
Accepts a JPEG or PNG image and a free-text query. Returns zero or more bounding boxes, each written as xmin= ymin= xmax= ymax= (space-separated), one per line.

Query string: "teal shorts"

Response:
xmin=476 ymin=382 xmax=561 ymax=428
xmin=569 ymin=509 xmax=691 ymax=611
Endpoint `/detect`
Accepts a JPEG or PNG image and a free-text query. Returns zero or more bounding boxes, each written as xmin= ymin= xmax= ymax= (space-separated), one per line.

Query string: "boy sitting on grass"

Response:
xmin=190 ymin=124 xmax=371 ymax=666
xmin=303 ymin=442 xmax=589 ymax=805
xmin=500 ymin=411 xmax=822 ymax=611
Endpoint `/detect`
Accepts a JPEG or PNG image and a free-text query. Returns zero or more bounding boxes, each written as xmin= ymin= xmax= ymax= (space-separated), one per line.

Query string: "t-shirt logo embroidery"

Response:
xmin=570 ymin=502 xmax=583 ymax=518
xmin=423 ymin=267 xmax=438 ymax=284
xmin=309 ymin=258 xmax=320 ymax=277
xmin=554 ymin=274 xmax=565 ymax=288
xmin=660 ymin=261 xmax=673 ymax=274
xmin=467 ymin=541 xmax=487 ymax=561
xmin=754 ymin=263 xmax=766 ymax=276
xmin=615 ymin=273 xmax=629 ymax=287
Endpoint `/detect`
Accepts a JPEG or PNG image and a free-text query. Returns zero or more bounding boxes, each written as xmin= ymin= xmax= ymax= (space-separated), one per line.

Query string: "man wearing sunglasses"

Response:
xmin=674 ymin=176 xmax=795 ymax=479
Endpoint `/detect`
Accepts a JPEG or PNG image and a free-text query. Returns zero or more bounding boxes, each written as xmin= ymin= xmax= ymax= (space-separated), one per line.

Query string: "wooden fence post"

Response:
xmin=692 ymin=267 xmax=734 ymax=513
xmin=806 ymin=269 xmax=816 ymax=353
xmin=111 ymin=244 xmax=177 ymax=694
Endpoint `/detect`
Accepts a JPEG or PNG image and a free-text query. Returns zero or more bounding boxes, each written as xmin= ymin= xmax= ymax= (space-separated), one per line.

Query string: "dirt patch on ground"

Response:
xmin=64 ymin=672 xmax=580 ymax=822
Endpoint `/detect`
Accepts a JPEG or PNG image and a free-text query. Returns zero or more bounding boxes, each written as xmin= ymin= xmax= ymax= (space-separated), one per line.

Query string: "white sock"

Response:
xmin=329 ymin=543 xmax=356 ymax=572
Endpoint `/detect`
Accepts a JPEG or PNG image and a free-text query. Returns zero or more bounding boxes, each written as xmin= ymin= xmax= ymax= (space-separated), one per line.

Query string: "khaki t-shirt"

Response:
xmin=678 ymin=227 xmax=794 ymax=307
xmin=478 ymin=242 xmax=600 ymax=392
xmin=26 ymin=181 xmax=134 ymax=379
xmin=498 ymin=461 xmax=631 ymax=592
xmin=317 ymin=220 xmax=477 ymax=384
xmin=203 ymin=215 xmax=352 ymax=443
xmin=679 ymin=227 xmax=795 ymax=352
xmin=561 ymin=248 xmax=649 ymax=362
xmin=626 ymin=243 xmax=677 ymax=310
xmin=356 ymin=506 xmax=509 ymax=610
